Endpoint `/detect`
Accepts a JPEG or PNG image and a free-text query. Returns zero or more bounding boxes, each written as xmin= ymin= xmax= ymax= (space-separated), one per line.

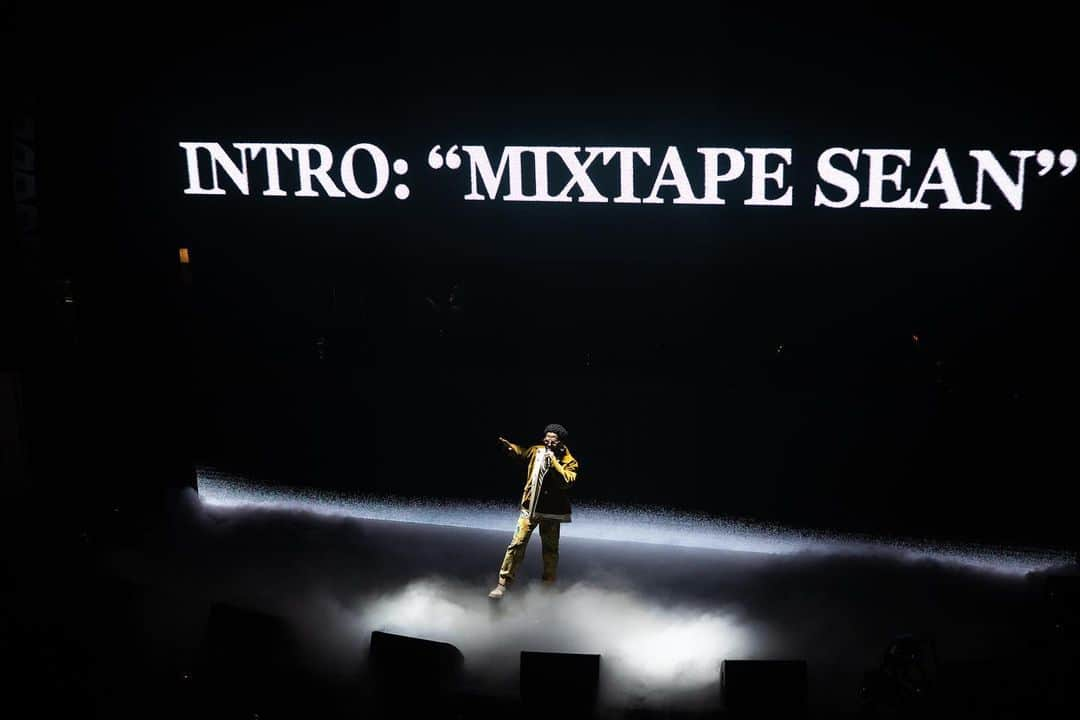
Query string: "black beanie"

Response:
xmin=544 ymin=423 xmax=568 ymax=441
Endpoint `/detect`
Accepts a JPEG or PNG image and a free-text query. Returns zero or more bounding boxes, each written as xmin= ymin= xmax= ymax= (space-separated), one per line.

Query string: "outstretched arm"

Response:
xmin=498 ymin=436 xmax=527 ymax=461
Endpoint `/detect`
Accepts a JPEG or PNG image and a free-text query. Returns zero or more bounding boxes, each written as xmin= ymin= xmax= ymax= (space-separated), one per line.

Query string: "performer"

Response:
xmin=488 ymin=424 xmax=579 ymax=598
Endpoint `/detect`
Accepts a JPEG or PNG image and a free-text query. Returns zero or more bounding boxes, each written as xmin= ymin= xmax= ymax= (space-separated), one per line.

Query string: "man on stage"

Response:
xmin=488 ymin=424 xmax=579 ymax=599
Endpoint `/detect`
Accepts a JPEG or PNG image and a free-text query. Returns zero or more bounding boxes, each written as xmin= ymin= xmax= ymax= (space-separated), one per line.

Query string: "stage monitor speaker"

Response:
xmin=369 ymin=630 xmax=464 ymax=698
xmin=721 ymin=659 xmax=808 ymax=714
xmin=198 ymin=601 xmax=302 ymax=709
xmin=520 ymin=651 xmax=600 ymax=715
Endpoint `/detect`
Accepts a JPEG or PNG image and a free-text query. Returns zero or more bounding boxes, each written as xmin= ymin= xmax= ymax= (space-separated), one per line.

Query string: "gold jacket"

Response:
xmin=505 ymin=442 xmax=579 ymax=522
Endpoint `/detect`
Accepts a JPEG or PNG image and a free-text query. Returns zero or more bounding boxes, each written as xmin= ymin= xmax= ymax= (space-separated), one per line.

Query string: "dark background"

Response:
xmin=9 ymin=2 xmax=1077 ymax=548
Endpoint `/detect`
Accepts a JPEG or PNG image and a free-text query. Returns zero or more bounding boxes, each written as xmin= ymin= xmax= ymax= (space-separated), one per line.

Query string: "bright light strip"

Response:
xmin=196 ymin=468 xmax=1069 ymax=576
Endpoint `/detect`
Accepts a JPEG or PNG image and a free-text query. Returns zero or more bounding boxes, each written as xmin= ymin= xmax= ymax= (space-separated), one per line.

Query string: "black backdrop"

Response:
xmin=17 ymin=3 xmax=1077 ymax=548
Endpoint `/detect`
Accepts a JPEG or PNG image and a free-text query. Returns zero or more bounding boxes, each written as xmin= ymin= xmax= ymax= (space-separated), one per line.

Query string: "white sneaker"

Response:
xmin=488 ymin=583 xmax=508 ymax=599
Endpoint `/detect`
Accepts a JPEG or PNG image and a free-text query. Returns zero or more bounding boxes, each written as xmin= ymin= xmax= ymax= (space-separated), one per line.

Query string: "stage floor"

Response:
xmin=69 ymin=472 xmax=1073 ymax=715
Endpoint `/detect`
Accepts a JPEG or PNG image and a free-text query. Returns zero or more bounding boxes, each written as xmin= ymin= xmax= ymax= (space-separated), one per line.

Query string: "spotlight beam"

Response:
xmin=195 ymin=468 xmax=1069 ymax=576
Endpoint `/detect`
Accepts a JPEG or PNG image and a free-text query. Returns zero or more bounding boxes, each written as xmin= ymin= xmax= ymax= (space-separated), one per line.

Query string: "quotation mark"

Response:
xmin=1035 ymin=149 xmax=1076 ymax=177
xmin=428 ymin=144 xmax=463 ymax=170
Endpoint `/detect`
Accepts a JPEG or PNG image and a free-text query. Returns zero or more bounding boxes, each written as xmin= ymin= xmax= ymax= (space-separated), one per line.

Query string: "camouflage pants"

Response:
xmin=498 ymin=512 xmax=561 ymax=585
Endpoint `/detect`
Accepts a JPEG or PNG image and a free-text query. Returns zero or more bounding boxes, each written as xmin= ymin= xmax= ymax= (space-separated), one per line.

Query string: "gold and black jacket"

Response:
xmin=505 ymin=442 xmax=579 ymax=522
